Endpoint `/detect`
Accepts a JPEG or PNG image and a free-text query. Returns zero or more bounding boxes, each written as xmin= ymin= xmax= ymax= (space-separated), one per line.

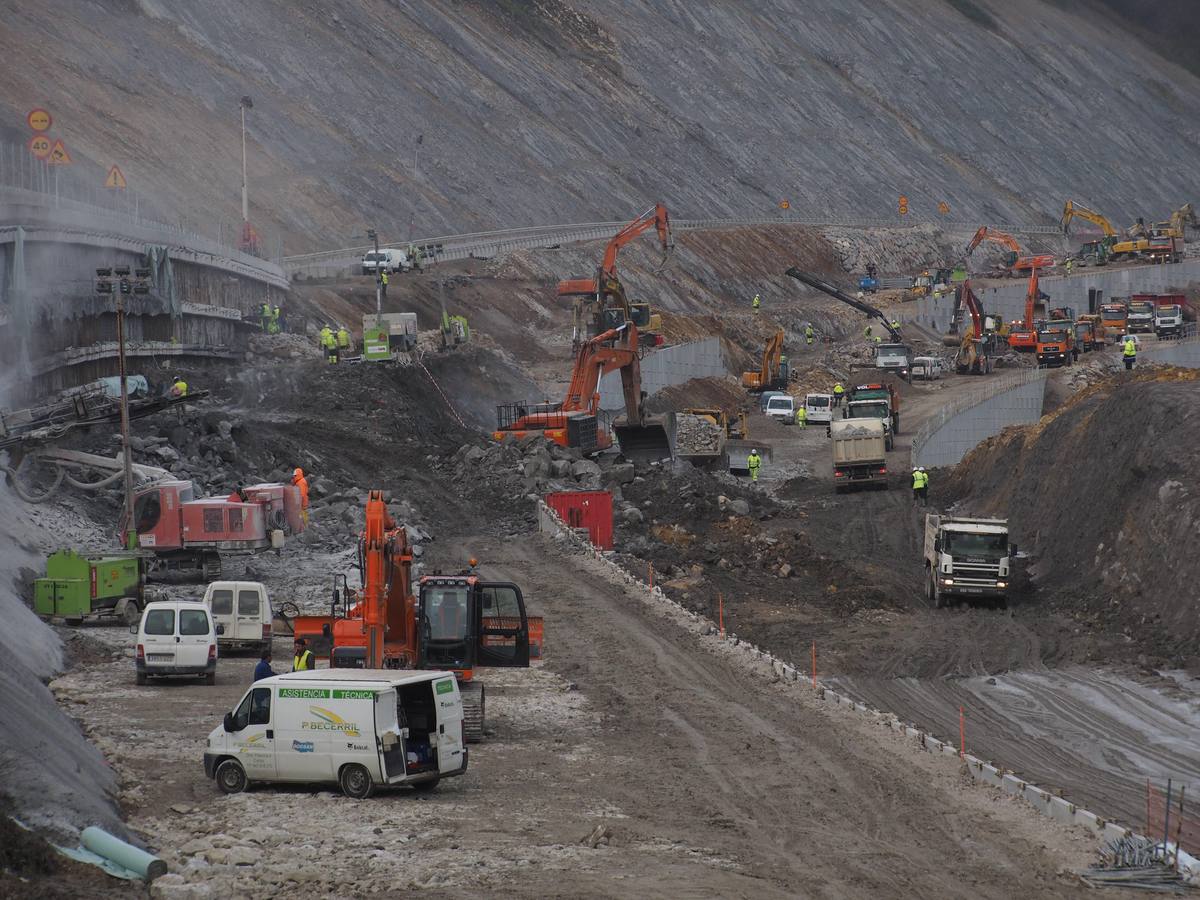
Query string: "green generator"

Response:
xmin=33 ymin=550 xmax=145 ymax=624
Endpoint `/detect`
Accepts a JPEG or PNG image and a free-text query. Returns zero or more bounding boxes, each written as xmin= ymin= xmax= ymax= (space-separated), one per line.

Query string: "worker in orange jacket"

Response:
xmin=292 ymin=467 xmax=310 ymax=525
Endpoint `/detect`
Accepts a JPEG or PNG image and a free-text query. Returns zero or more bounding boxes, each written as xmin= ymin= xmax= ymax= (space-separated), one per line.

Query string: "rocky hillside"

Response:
xmin=1 ymin=1 xmax=1198 ymax=251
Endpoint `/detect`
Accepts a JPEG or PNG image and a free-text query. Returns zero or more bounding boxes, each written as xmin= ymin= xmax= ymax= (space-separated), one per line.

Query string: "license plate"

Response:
xmin=148 ymin=654 xmax=173 ymax=661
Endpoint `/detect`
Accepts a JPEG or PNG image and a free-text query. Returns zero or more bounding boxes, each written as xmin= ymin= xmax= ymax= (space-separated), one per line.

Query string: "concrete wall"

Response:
xmin=1137 ymin=335 xmax=1200 ymax=367
xmin=912 ymin=371 xmax=1048 ymax=469
xmin=597 ymin=338 xmax=726 ymax=413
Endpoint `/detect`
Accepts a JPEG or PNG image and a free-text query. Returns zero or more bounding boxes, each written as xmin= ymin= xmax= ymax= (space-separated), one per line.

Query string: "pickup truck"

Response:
xmin=831 ymin=419 xmax=887 ymax=493
xmin=923 ymin=514 xmax=1015 ymax=608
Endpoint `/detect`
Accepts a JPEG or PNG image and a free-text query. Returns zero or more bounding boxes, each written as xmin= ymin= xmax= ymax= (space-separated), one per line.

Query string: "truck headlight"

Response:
xmin=996 ymin=581 xmax=1007 ymax=588
xmin=941 ymin=578 xmax=954 ymax=586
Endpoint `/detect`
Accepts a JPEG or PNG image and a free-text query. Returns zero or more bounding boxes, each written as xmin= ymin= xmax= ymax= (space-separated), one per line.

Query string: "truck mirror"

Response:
xmin=223 ymin=712 xmax=236 ymax=733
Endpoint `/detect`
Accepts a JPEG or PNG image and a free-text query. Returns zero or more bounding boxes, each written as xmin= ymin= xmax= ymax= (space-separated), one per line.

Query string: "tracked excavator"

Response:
xmin=1153 ymin=203 xmax=1198 ymax=240
xmin=946 ymin=281 xmax=996 ymax=374
xmin=558 ymin=203 xmax=673 ymax=351
xmin=963 ymin=226 xmax=1054 ymax=274
xmin=1006 ymin=266 xmax=1048 ymax=353
xmin=291 ymin=492 xmax=535 ymax=742
xmin=1060 ymin=200 xmax=1178 ymax=263
xmin=493 ymin=323 xmax=672 ymax=463
xmin=741 ymin=329 xmax=788 ymax=391
xmin=784 ymin=268 xmax=902 ymax=341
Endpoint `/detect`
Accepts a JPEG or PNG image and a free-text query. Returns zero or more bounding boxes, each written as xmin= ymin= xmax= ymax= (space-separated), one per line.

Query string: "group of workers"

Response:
xmin=259 ymin=303 xmax=286 ymax=334
xmin=318 ymin=324 xmax=354 ymax=363
xmin=253 ymin=637 xmax=315 ymax=682
xmin=911 ymin=467 xmax=930 ymax=505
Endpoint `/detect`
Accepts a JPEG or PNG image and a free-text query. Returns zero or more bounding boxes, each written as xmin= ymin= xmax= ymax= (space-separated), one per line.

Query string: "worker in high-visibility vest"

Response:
xmin=1122 ymin=336 xmax=1137 ymax=370
xmin=260 ymin=302 xmax=271 ymax=331
xmin=319 ymin=325 xmax=338 ymax=363
xmin=832 ymin=382 xmax=845 ymax=407
xmin=752 ymin=293 xmax=761 ymax=311
xmin=380 ymin=269 xmax=389 ymax=299
xmin=795 ymin=406 xmax=807 ymax=429
xmin=804 ymin=324 xmax=814 ymax=345
xmin=746 ymin=449 xmax=762 ymax=482
xmin=170 ymin=376 xmax=188 ymax=398
xmin=337 ymin=326 xmax=351 ymax=353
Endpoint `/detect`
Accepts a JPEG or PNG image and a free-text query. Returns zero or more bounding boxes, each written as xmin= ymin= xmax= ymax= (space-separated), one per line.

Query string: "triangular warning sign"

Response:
xmin=105 ymin=165 xmax=127 ymax=189
xmin=47 ymin=139 xmax=71 ymax=165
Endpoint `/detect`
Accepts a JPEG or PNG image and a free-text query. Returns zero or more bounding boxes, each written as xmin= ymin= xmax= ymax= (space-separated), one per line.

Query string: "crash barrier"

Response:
xmin=282 ymin=218 xmax=1061 ymax=277
xmin=597 ymin=338 xmax=725 ymax=413
xmin=536 ymin=497 xmax=1200 ymax=885
xmin=911 ymin=369 xmax=1048 ymax=469
xmin=1137 ymin=330 xmax=1200 ymax=367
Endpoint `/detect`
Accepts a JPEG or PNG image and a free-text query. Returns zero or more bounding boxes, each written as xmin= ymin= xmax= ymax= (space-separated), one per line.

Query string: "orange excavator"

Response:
xmin=558 ymin=203 xmax=673 ymax=351
xmin=964 ymin=226 xmax=1054 ymax=274
xmin=493 ymin=323 xmax=672 ymax=462
xmin=291 ymin=491 xmax=536 ymax=741
xmin=947 ymin=281 xmax=997 ymax=374
xmin=1006 ymin=266 xmax=1047 ymax=352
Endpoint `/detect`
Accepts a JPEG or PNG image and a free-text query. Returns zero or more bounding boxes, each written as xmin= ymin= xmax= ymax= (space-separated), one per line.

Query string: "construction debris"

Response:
xmin=1077 ymin=834 xmax=1193 ymax=892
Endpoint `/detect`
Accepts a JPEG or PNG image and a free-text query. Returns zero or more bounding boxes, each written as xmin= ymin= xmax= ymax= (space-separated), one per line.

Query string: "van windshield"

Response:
xmin=179 ymin=609 xmax=210 ymax=636
xmin=144 ymin=609 xmax=174 ymax=635
xmin=210 ymin=590 xmax=233 ymax=616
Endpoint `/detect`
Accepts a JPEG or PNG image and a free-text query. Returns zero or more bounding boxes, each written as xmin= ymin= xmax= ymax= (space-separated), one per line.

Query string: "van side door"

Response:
xmin=432 ymin=677 xmax=466 ymax=775
xmin=475 ymin=583 xmax=530 ymax=667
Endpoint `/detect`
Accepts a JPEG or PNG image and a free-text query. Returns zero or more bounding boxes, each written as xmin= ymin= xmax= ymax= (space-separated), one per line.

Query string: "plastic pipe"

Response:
xmin=81 ymin=826 xmax=168 ymax=882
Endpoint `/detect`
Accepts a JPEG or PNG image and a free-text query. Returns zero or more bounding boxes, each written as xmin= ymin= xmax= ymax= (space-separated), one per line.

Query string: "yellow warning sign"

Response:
xmin=779 ymin=199 xmax=791 ymax=210
xmin=47 ymin=139 xmax=72 ymax=166
xmin=28 ymin=134 xmax=53 ymax=160
xmin=105 ymin=165 xmax=127 ymax=189
xmin=27 ymin=108 xmax=51 ymax=132
xmin=937 ymin=201 xmax=950 ymax=215
xmin=898 ymin=194 xmax=909 ymax=215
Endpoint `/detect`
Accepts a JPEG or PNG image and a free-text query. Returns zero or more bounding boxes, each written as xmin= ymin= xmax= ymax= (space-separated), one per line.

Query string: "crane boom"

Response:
xmin=785 ymin=268 xmax=902 ymax=341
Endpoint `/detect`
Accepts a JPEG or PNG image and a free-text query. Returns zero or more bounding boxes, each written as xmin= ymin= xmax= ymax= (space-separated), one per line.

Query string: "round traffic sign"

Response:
xmin=27 ymin=108 xmax=52 ymax=132
xmin=779 ymin=199 xmax=791 ymax=210
xmin=28 ymin=134 xmax=52 ymax=160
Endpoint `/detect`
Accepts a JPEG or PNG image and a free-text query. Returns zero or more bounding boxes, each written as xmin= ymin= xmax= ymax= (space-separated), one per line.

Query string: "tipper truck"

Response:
xmin=923 ymin=514 xmax=1015 ymax=608
xmin=831 ymin=419 xmax=888 ymax=493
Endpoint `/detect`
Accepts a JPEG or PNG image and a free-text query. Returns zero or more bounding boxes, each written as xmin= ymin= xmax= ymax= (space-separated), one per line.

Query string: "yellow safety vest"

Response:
xmin=1123 ymin=340 xmax=1136 ymax=357
xmin=833 ymin=384 xmax=844 ymax=395
xmin=337 ymin=329 xmax=350 ymax=348
xmin=795 ymin=408 xmax=807 ymax=422
xmin=293 ymin=650 xmax=313 ymax=671
xmin=747 ymin=454 xmax=761 ymax=469
xmin=381 ymin=272 xmax=389 ymax=285
xmin=172 ymin=380 xmax=188 ymax=397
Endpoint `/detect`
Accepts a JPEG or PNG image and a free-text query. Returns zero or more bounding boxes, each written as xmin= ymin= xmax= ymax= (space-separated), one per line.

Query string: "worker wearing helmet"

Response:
xmin=795 ymin=406 xmax=807 ymax=429
xmin=805 ymin=324 xmax=815 ymax=346
xmin=752 ymin=293 xmax=761 ymax=311
xmin=832 ymin=382 xmax=844 ymax=407
xmin=170 ymin=375 xmax=188 ymax=398
xmin=912 ymin=467 xmax=929 ymax=506
xmin=292 ymin=467 xmax=310 ymax=525
xmin=337 ymin=325 xmax=351 ymax=353
xmin=746 ymin=449 xmax=762 ymax=482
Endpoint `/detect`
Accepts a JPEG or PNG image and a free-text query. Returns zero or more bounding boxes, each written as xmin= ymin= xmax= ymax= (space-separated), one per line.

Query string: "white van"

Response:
xmin=361 ymin=248 xmax=411 ymax=275
xmin=204 ymin=670 xmax=467 ymax=799
xmin=764 ymin=394 xmax=796 ymax=423
xmin=133 ymin=600 xmax=218 ymax=685
xmin=911 ymin=356 xmax=944 ymax=380
xmin=805 ymin=393 xmax=833 ymax=424
xmin=204 ymin=581 xmax=272 ymax=653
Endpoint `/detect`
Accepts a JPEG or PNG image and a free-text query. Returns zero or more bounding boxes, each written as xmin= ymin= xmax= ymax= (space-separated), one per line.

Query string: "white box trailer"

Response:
xmin=204 ymin=669 xmax=466 ymax=798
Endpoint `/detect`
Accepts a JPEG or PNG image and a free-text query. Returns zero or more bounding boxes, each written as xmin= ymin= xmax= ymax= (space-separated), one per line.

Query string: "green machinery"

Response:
xmin=34 ymin=550 xmax=145 ymax=624
xmin=441 ymin=311 xmax=470 ymax=349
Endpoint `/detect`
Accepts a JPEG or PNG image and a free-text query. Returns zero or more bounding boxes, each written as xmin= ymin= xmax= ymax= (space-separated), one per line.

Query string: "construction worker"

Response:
xmin=832 ymin=382 xmax=844 ymax=407
xmin=319 ymin=324 xmax=337 ymax=363
xmin=752 ymin=293 xmax=761 ymax=311
xmin=891 ymin=319 xmax=901 ymax=333
xmin=804 ymin=324 xmax=814 ymax=346
xmin=380 ymin=269 xmax=389 ymax=299
xmin=254 ymin=649 xmax=276 ymax=682
xmin=1123 ymin=336 xmax=1137 ymax=370
xmin=260 ymin=301 xmax=271 ymax=331
xmin=169 ymin=375 xmax=188 ymax=398
xmin=747 ymin=449 xmax=762 ymax=482
xmin=292 ymin=467 xmax=309 ymax=525
xmin=912 ymin=467 xmax=929 ymax=505
xmin=267 ymin=304 xmax=281 ymax=334
xmin=337 ymin=325 xmax=351 ymax=354
xmin=1065 ymin=257 xmax=1074 ymax=277
xmin=292 ymin=638 xmax=314 ymax=672
xmin=795 ymin=406 xmax=807 ymax=429
xmin=864 ymin=324 xmax=873 ymax=341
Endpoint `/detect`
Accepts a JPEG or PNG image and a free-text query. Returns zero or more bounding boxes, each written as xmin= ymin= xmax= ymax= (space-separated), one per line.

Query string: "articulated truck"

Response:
xmin=923 ymin=514 xmax=1015 ymax=608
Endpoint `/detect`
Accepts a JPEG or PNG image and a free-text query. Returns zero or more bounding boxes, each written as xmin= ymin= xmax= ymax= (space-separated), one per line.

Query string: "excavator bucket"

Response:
xmin=613 ymin=416 xmax=673 ymax=464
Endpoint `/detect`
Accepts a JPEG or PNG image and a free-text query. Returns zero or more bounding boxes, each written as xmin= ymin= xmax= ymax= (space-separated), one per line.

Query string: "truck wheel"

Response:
xmin=135 ymin=671 xmax=147 ymax=686
xmin=930 ymin=575 xmax=944 ymax=609
xmin=339 ymin=763 xmax=375 ymax=800
xmin=412 ymin=777 xmax=440 ymax=794
xmin=924 ymin=571 xmax=933 ymax=605
xmin=117 ymin=597 xmax=141 ymax=627
xmin=216 ymin=759 xmax=247 ymax=794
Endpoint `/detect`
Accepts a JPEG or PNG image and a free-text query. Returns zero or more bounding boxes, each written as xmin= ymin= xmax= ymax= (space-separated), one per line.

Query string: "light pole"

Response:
xmin=240 ymin=95 xmax=253 ymax=223
xmin=367 ymin=227 xmax=382 ymax=318
xmin=408 ymin=133 xmax=423 ymax=243
xmin=95 ymin=265 xmax=151 ymax=549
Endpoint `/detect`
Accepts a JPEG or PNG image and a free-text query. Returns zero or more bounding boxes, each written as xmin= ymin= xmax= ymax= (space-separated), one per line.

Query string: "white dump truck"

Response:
xmin=831 ymin=418 xmax=887 ymax=493
xmin=923 ymin=514 xmax=1015 ymax=608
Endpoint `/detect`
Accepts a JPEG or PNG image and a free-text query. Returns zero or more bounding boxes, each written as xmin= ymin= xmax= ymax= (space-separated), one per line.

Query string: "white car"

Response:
xmin=204 ymin=581 xmax=272 ymax=653
xmin=133 ymin=600 xmax=218 ymax=685
xmin=804 ymin=393 xmax=834 ymax=423
xmin=764 ymin=394 xmax=796 ymax=423
xmin=911 ymin=356 xmax=944 ymax=380
xmin=204 ymin=670 xmax=468 ymax=799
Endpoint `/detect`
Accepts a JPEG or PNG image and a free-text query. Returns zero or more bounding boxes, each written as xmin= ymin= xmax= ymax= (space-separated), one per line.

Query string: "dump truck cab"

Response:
xmin=924 ymin=514 xmax=1014 ymax=608
xmin=1036 ymin=327 xmax=1074 ymax=368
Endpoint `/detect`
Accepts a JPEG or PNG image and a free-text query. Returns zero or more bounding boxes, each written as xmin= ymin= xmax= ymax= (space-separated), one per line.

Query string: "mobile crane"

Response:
xmin=493 ymin=323 xmax=672 ymax=462
xmin=557 ymin=203 xmax=673 ymax=351
xmin=784 ymin=268 xmax=902 ymax=341
xmin=291 ymin=491 xmax=535 ymax=741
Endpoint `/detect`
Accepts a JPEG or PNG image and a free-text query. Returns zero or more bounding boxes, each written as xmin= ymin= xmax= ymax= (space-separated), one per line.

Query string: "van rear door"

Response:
xmin=374 ymin=688 xmax=408 ymax=782
xmin=209 ymin=586 xmax=234 ymax=638
xmin=235 ymin=584 xmax=264 ymax=643
xmin=142 ymin=607 xmax=177 ymax=666
xmin=178 ymin=607 xmax=213 ymax=667
xmin=433 ymin=677 xmax=466 ymax=775
xmin=476 ymin=583 xmax=530 ymax=667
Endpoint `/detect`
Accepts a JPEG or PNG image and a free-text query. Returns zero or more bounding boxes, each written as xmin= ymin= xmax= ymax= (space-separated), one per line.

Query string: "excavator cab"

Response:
xmin=416 ymin=577 xmax=531 ymax=671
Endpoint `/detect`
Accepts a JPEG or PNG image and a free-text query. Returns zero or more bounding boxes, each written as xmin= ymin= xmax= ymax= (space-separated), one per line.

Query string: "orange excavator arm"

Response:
xmin=557 ymin=204 xmax=673 ymax=299
xmin=1022 ymin=267 xmax=1040 ymax=328
xmin=562 ymin=326 xmax=639 ymax=413
xmin=965 ymin=226 xmax=1021 ymax=257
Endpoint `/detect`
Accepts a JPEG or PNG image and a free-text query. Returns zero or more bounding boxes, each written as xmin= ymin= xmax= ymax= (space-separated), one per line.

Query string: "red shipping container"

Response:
xmin=545 ymin=491 xmax=613 ymax=550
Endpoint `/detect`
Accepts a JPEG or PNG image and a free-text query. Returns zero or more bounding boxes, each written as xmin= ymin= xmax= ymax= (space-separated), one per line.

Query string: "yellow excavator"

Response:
xmin=741 ymin=329 xmax=788 ymax=392
xmin=1061 ymin=200 xmax=1165 ymax=263
xmin=1153 ymin=203 xmax=1199 ymax=240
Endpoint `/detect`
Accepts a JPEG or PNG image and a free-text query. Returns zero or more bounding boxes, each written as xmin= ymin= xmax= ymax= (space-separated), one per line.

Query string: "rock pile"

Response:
xmin=673 ymin=414 xmax=723 ymax=456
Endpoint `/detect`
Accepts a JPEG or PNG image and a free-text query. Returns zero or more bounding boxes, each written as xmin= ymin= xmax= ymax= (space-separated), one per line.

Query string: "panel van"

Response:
xmin=133 ymin=600 xmax=218 ymax=685
xmin=204 ymin=581 xmax=272 ymax=653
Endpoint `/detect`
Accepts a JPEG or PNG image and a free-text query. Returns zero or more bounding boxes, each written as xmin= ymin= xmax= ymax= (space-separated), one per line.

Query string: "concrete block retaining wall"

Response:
xmin=597 ymin=337 xmax=725 ymax=413
xmin=536 ymin=498 xmax=1200 ymax=883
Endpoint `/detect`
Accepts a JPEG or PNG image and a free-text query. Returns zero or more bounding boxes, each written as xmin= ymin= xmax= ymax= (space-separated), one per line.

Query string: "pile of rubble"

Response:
xmin=246 ymin=332 xmax=322 ymax=361
xmin=672 ymin=414 xmax=723 ymax=455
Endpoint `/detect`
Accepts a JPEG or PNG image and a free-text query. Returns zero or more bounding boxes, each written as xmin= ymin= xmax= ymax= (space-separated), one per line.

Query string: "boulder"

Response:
xmin=551 ymin=459 xmax=573 ymax=478
xmin=571 ymin=459 xmax=602 ymax=479
xmin=621 ymin=507 xmax=644 ymax=525
xmin=728 ymin=499 xmax=750 ymax=516
xmin=605 ymin=463 xmax=636 ymax=485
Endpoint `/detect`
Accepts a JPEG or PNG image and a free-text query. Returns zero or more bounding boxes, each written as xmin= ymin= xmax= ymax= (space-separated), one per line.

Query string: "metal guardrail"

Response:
xmin=910 ymin=368 xmax=1049 ymax=468
xmin=282 ymin=217 xmax=1064 ymax=275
